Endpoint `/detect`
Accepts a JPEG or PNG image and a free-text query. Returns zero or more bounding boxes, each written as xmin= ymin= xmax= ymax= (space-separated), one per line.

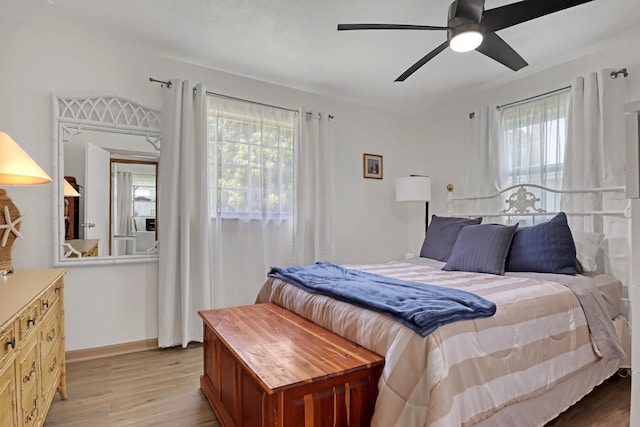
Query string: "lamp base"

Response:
xmin=0 ymin=262 xmax=12 ymax=276
xmin=0 ymin=188 xmax=22 ymax=275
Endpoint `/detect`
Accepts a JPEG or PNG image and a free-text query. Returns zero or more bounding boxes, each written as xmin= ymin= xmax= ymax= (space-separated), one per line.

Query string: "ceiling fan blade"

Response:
xmin=395 ymin=41 xmax=449 ymax=82
xmin=476 ymin=33 xmax=528 ymax=71
xmin=483 ymin=0 xmax=594 ymax=33
xmin=337 ymin=23 xmax=448 ymax=31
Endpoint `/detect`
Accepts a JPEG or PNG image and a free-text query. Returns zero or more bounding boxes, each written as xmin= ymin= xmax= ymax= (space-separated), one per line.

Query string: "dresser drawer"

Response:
xmin=20 ymin=382 xmax=39 ymax=426
xmin=19 ymin=337 xmax=39 ymax=426
xmin=41 ymin=348 xmax=61 ymax=402
xmin=40 ymin=285 xmax=60 ymax=318
xmin=18 ymin=304 xmax=40 ymax=341
xmin=39 ymin=303 xmax=60 ymax=358
xmin=0 ymin=322 xmax=18 ymax=365
xmin=0 ymin=361 xmax=18 ymax=427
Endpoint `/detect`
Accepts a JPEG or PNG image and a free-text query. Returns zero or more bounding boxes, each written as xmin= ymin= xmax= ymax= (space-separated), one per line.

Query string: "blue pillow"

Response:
xmin=443 ymin=224 xmax=519 ymax=275
xmin=420 ymin=215 xmax=482 ymax=262
xmin=505 ymin=212 xmax=577 ymax=275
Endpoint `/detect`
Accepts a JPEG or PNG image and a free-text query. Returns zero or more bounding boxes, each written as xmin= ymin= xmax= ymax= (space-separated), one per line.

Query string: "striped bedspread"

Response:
xmin=255 ymin=260 xmax=627 ymax=427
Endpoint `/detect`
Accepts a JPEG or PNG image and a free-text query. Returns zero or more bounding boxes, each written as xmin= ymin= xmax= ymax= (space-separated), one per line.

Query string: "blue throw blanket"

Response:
xmin=268 ymin=262 xmax=496 ymax=337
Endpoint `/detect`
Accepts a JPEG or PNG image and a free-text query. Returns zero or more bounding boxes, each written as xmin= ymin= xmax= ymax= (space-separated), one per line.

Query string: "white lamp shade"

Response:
xmin=396 ymin=176 xmax=431 ymax=202
xmin=63 ymin=179 xmax=80 ymax=197
xmin=0 ymin=132 xmax=52 ymax=185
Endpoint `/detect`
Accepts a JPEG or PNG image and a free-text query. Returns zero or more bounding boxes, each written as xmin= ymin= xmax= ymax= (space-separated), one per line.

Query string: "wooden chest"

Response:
xmin=199 ymin=303 xmax=384 ymax=427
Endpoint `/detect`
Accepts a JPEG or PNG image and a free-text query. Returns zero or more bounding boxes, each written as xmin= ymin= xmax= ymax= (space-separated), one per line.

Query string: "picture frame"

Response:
xmin=363 ymin=153 xmax=383 ymax=179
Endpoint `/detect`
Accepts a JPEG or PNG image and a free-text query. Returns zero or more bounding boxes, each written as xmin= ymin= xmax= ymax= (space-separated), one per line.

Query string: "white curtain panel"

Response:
xmin=561 ymin=70 xmax=629 ymax=305
xmin=115 ymin=171 xmax=134 ymax=254
xmin=462 ymin=105 xmax=501 ymax=214
xmin=158 ymin=80 xmax=213 ymax=348
xmin=206 ymin=96 xmax=296 ymax=308
xmin=498 ymin=92 xmax=570 ymax=211
xmin=292 ymin=109 xmax=335 ymax=264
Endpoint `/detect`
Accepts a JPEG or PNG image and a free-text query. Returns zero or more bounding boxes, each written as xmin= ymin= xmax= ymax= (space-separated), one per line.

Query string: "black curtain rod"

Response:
xmin=471 ymin=67 xmax=630 ymax=117
xmin=205 ymin=90 xmax=299 ymax=114
xmin=149 ymin=77 xmax=335 ymax=118
xmin=496 ymin=85 xmax=571 ymax=110
xmin=149 ymin=77 xmax=172 ymax=88
xmin=469 ymin=85 xmax=570 ymax=119
xmin=149 ymin=77 xmax=295 ymax=112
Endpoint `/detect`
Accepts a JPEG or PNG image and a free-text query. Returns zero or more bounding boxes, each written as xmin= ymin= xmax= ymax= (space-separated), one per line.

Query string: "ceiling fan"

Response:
xmin=337 ymin=0 xmax=594 ymax=81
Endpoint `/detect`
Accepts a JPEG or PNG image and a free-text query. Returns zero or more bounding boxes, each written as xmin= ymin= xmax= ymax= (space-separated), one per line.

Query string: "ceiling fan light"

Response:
xmin=450 ymin=30 xmax=483 ymax=52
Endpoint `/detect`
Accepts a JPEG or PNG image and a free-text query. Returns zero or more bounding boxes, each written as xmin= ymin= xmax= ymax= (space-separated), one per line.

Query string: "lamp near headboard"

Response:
xmin=396 ymin=175 xmax=431 ymax=232
xmin=0 ymin=132 xmax=52 ymax=275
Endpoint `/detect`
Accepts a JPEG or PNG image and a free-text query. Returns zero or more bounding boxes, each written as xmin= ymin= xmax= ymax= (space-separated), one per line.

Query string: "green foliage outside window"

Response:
xmin=207 ymin=108 xmax=294 ymax=219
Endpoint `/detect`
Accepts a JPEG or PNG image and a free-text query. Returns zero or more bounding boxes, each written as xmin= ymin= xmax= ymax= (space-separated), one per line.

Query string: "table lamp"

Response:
xmin=0 ymin=132 xmax=52 ymax=275
xmin=396 ymin=175 xmax=432 ymax=232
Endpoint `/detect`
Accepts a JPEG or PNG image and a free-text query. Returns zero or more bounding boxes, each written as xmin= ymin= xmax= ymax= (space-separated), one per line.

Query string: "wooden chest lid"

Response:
xmin=199 ymin=303 xmax=384 ymax=393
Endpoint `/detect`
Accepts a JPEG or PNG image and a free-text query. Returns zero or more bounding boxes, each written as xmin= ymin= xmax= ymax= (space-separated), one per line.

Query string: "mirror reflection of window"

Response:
xmin=111 ymin=160 xmax=158 ymax=256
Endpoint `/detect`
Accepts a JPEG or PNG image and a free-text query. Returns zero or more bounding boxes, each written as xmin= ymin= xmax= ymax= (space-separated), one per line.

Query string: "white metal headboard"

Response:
xmin=446 ymin=183 xmax=629 ymax=225
xmin=446 ymin=183 xmax=631 ymax=318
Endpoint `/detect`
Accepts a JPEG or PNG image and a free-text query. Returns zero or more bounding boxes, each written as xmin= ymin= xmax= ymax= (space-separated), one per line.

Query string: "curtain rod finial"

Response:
xmin=610 ymin=68 xmax=629 ymax=79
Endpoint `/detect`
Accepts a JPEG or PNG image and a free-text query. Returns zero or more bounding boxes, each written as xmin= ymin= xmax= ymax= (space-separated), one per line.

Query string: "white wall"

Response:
xmin=0 ymin=19 xmax=420 ymax=350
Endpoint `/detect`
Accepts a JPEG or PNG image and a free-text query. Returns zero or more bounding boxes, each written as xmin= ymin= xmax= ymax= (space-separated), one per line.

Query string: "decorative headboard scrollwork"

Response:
xmin=500 ymin=186 xmax=546 ymax=214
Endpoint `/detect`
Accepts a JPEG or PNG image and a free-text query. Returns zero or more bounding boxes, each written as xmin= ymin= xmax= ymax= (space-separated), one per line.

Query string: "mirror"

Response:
xmin=53 ymin=94 xmax=161 ymax=266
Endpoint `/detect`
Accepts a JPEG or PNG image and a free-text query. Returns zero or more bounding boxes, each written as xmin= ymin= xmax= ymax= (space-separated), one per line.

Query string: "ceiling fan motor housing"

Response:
xmin=447 ymin=0 xmax=485 ymax=43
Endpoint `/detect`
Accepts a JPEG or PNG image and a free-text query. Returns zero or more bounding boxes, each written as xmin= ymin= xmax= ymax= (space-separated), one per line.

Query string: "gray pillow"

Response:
xmin=420 ymin=215 xmax=482 ymax=262
xmin=443 ymin=223 xmax=519 ymax=275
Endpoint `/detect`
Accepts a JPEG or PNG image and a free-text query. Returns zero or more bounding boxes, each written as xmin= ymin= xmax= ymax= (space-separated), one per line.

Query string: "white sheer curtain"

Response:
xmin=206 ymin=96 xmax=297 ymax=308
xmin=292 ymin=109 xmax=335 ymax=264
xmin=158 ymin=80 xmax=213 ymax=348
xmin=561 ymin=70 xmax=628 ymax=294
xmin=158 ymin=87 xmax=335 ymax=344
xmin=115 ymin=171 xmax=134 ymax=254
xmin=498 ymin=92 xmax=570 ymax=211
xmin=461 ymin=106 xmax=501 ymax=213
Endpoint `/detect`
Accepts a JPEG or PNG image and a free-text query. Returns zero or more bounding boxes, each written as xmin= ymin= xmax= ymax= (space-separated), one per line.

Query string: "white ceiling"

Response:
xmin=7 ymin=0 xmax=640 ymax=115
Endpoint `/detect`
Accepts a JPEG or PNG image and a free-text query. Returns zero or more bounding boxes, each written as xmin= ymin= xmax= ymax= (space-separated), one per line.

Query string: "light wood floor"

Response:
xmin=45 ymin=345 xmax=630 ymax=427
xmin=45 ymin=345 xmax=219 ymax=427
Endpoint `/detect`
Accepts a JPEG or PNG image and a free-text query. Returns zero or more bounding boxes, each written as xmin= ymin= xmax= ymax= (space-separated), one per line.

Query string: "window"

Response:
xmin=498 ymin=90 xmax=570 ymax=211
xmin=206 ymin=95 xmax=296 ymax=220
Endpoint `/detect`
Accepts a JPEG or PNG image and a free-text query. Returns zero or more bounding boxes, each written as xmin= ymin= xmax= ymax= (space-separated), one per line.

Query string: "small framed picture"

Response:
xmin=363 ymin=153 xmax=383 ymax=179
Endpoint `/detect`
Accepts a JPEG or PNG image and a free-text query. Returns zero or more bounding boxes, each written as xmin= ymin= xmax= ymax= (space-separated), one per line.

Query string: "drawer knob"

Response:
xmin=27 ymin=316 xmax=36 ymax=327
xmin=4 ymin=336 xmax=15 ymax=350
xmin=42 ymin=300 xmax=49 ymax=309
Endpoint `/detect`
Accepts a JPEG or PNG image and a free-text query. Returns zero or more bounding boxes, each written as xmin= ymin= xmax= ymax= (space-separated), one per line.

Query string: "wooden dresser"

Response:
xmin=199 ymin=303 xmax=384 ymax=427
xmin=0 ymin=269 xmax=68 ymax=427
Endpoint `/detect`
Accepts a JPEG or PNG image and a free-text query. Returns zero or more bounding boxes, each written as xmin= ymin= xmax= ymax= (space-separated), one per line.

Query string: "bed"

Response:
xmin=256 ymin=184 xmax=632 ymax=427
